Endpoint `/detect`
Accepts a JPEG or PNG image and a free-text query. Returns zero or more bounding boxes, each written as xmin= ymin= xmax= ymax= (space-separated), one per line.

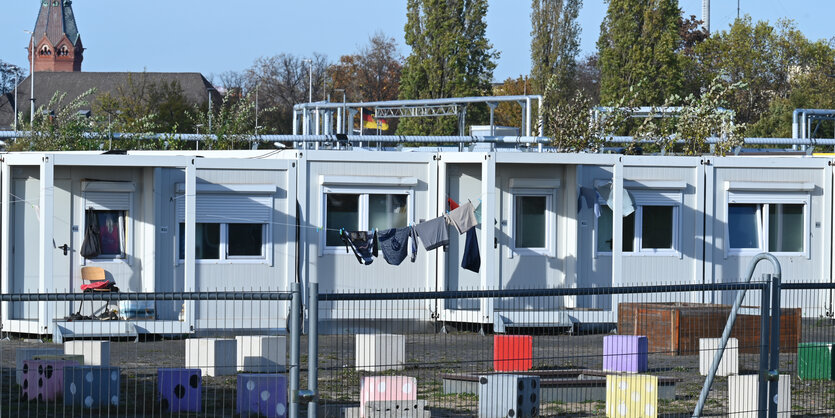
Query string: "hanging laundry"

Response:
xmin=413 ymin=216 xmax=449 ymax=250
xmin=578 ymin=186 xmax=602 ymax=218
xmin=473 ymin=201 xmax=482 ymax=224
xmin=409 ymin=226 xmax=418 ymax=262
xmin=379 ymin=227 xmax=413 ymax=266
xmin=446 ymin=201 xmax=478 ymax=234
xmin=447 ymin=197 xmax=459 ymax=211
xmin=461 ymin=228 xmax=480 ymax=273
xmin=339 ymin=230 xmax=378 ymax=265
xmin=596 ymin=182 xmax=635 ymax=217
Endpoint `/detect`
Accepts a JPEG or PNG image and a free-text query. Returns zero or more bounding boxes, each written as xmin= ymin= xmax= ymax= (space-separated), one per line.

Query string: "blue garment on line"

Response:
xmin=461 ymin=228 xmax=480 ymax=273
xmin=379 ymin=227 xmax=415 ymax=266
xmin=339 ymin=230 xmax=378 ymax=265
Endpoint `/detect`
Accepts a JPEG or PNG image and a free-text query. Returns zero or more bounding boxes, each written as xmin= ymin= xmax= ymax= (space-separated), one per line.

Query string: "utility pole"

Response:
xmin=304 ymin=59 xmax=313 ymax=103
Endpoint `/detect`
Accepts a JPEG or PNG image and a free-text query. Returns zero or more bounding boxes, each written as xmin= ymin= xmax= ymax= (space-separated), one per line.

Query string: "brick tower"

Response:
xmin=28 ymin=0 xmax=84 ymax=72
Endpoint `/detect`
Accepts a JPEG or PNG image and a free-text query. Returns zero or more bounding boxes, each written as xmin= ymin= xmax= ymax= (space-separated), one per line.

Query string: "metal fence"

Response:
xmin=1 ymin=281 xmax=834 ymax=417
xmin=0 ymin=288 xmax=300 ymax=417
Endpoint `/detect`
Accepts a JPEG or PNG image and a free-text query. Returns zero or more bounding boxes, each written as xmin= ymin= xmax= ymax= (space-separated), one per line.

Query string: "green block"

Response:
xmin=798 ymin=342 xmax=835 ymax=380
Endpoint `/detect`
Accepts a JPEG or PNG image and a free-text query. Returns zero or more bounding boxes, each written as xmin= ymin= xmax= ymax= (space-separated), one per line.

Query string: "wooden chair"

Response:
xmin=81 ymin=266 xmax=107 ymax=286
xmin=78 ymin=267 xmax=116 ymax=318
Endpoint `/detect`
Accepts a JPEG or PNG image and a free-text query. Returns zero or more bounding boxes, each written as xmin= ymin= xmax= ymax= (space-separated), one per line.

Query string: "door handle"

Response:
xmin=59 ymin=244 xmax=69 ymax=256
xmin=494 ymin=237 xmax=498 ymax=249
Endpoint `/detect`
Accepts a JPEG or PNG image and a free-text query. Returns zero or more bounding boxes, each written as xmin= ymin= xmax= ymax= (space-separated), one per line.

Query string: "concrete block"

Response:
xmin=185 ymin=338 xmax=237 ymax=376
xmin=15 ymin=347 xmax=62 ymax=384
xmin=63 ymin=366 xmax=120 ymax=409
xmin=603 ymin=335 xmax=648 ymax=373
xmin=798 ymin=342 xmax=835 ymax=380
xmin=236 ymin=373 xmax=287 ymax=417
xmin=64 ymin=340 xmax=110 ymax=366
xmin=606 ymin=374 xmax=658 ymax=418
xmin=493 ymin=335 xmax=533 ymax=372
xmin=20 ymin=359 xmax=79 ymax=401
xmin=355 ymin=334 xmax=405 ymax=372
xmin=699 ymin=338 xmax=739 ymax=376
xmin=158 ymin=368 xmax=202 ymax=412
xmin=728 ymin=374 xmax=790 ymax=417
xmin=360 ymin=376 xmax=418 ymax=418
xmin=478 ymin=374 xmax=540 ymax=418
xmin=236 ymin=336 xmax=287 ymax=372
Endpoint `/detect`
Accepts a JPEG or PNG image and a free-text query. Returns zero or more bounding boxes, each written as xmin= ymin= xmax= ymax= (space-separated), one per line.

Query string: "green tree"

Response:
xmin=10 ymin=89 xmax=105 ymax=151
xmin=530 ymin=0 xmax=582 ymax=96
xmin=696 ymin=17 xmax=835 ymax=129
xmin=397 ymin=0 xmax=498 ymax=135
xmin=597 ymin=0 xmax=683 ymax=106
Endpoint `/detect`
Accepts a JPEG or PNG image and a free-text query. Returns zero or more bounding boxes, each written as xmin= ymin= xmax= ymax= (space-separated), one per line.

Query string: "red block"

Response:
xmin=493 ymin=335 xmax=533 ymax=371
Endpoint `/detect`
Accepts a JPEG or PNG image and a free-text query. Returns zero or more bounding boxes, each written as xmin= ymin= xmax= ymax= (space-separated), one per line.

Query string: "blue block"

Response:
xmin=237 ymin=374 xmax=287 ymax=417
xmin=63 ymin=366 xmax=120 ymax=409
xmin=158 ymin=368 xmax=202 ymax=412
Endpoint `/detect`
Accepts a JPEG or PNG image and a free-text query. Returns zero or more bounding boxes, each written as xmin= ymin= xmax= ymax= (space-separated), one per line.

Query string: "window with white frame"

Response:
xmin=82 ymin=182 xmax=135 ymax=262
xmin=596 ymin=186 xmax=682 ymax=255
xmin=176 ymin=184 xmax=275 ymax=263
xmin=320 ymin=176 xmax=415 ymax=250
xmin=726 ymin=190 xmax=808 ymax=255
xmin=508 ymin=179 xmax=559 ymax=257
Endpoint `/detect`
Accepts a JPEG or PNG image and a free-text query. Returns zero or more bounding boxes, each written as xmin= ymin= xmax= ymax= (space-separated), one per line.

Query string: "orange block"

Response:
xmin=493 ymin=335 xmax=533 ymax=371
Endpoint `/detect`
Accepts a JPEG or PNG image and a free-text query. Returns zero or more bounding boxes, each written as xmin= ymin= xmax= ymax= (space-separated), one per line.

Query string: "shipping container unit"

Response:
xmin=0 ymin=151 xmax=297 ymax=339
xmin=296 ymin=150 xmax=439 ymax=333
xmin=704 ymin=155 xmax=833 ymax=317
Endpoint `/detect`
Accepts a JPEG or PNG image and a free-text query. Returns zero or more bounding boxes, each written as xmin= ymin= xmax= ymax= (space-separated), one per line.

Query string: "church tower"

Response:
xmin=28 ymin=0 xmax=84 ymax=72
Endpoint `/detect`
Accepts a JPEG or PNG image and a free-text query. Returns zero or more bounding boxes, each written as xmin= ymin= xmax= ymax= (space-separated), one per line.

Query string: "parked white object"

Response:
xmin=185 ymin=338 xmax=237 ymax=376
xmin=64 ymin=340 xmax=110 ymax=366
xmin=355 ymin=334 xmax=405 ymax=372
xmin=728 ymin=374 xmax=790 ymax=417
xmin=699 ymin=337 xmax=739 ymax=376
xmin=236 ymin=335 xmax=286 ymax=372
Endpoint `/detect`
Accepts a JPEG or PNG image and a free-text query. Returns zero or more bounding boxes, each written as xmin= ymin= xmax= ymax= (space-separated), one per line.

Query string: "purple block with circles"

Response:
xmin=20 ymin=359 xmax=78 ymax=401
xmin=236 ymin=374 xmax=287 ymax=417
xmin=603 ymin=335 xmax=648 ymax=373
xmin=158 ymin=368 xmax=202 ymax=412
xmin=63 ymin=366 xmax=120 ymax=409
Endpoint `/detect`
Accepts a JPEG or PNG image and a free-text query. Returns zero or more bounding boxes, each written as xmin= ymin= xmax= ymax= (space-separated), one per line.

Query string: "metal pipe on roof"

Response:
xmin=291 ymin=95 xmax=543 ymax=111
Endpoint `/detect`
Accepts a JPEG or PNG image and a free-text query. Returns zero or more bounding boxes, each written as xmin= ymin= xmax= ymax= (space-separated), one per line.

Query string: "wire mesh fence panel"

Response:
xmin=781 ymin=284 xmax=835 ymax=417
xmin=310 ymin=282 xmax=773 ymax=417
xmin=0 ymin=289 xmax=294 ymax=417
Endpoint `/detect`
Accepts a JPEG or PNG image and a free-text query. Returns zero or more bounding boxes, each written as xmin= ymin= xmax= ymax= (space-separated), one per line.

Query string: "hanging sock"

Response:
xmin=461 ymin=228 xmax=480 ymax=273
xmin=446 ymin=201 xmax=478 ymax=234
xmin=339 ymin=230 xmax=377 ymax=265
xmin=410 ymin=226 xmax=418 ymax=262
xmin=413 ymin=216 xmax=449 ymax=250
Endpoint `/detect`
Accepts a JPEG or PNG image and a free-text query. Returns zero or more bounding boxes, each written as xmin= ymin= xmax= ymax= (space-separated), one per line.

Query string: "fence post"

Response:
xmin=767 ymin=273 xmax=782 ymax=418
xmin=308 ymin=282 xmax=319 ymax=418
xmin=289 ymin=282 xmax=301 ymax=418
xmin=757 ymin=274 xmax=771 ymax=418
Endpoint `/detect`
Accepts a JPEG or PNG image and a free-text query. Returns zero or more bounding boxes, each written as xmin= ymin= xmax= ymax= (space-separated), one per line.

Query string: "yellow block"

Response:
xmin=606 ymin=374 xmax=658 ymax=417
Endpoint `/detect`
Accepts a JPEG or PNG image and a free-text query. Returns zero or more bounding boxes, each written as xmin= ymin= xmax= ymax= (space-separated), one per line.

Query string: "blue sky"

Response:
xmin=1 ymin=1 xmax=831 ymax=83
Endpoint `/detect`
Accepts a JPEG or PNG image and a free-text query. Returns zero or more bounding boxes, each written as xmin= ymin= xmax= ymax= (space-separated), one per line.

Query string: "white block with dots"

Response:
xmin=728 ymin=374 xmax=791 ymax=418
xmin=478 ymin=374 xmax=541 ymax=418
xmin=64 ymin=340 xmax=110 ymax=366
xmin=355 ymin=334 xmax=405 ymax=372
xmin=699 ymin=337 xmax=739 ymax=376
xmin=185 ymin=338 xmax=237 ymax=376
xmin=236 ymin=336 xmax=286 ymax=372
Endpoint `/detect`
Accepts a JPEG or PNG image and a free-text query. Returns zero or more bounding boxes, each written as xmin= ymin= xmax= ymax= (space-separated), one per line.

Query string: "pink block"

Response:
xmin=21 ymin=360 xmax=78 ymax=402
xmin=359 ymin=376 xmax=417 ymax=418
